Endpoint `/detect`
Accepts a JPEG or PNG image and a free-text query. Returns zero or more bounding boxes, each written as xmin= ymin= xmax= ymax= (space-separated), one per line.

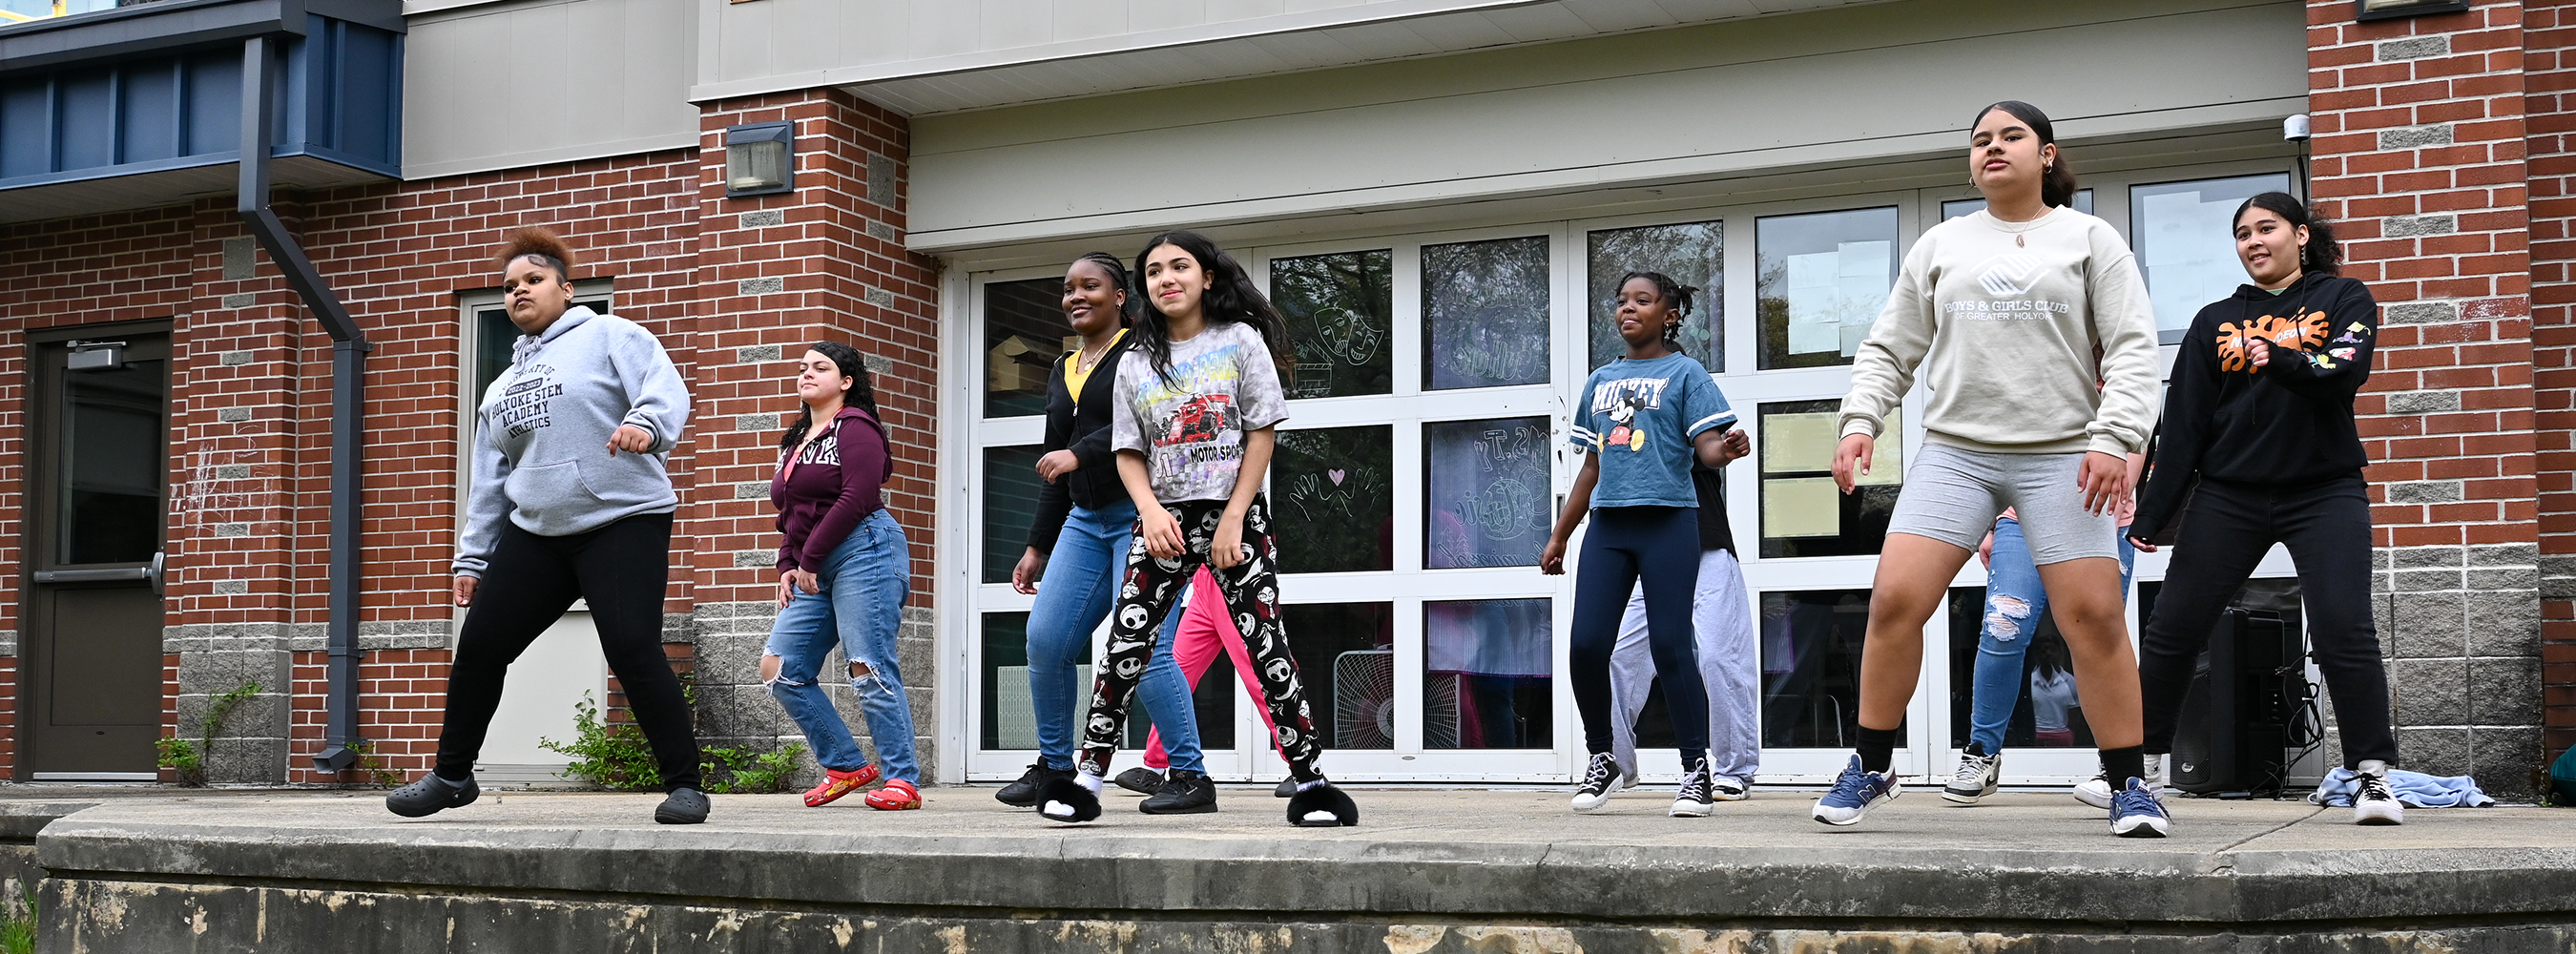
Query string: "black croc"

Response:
xmin=1285 ymin=781 xmax=1359 ymax=827
xmin=655 ymin=787 xmax=710 ymax=825
xmin=385 ymin=774 xmax=478 ymax=819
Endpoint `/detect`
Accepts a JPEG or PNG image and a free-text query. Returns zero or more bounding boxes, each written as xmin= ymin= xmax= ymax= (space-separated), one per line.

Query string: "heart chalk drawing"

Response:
xmin=1329 ymin=469 xmax=1346 ymax=486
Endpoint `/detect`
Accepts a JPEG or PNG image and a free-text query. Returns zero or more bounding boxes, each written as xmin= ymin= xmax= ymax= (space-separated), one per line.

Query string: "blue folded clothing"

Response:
xmin=2306 ymin=767 xmax=2494 ymax=808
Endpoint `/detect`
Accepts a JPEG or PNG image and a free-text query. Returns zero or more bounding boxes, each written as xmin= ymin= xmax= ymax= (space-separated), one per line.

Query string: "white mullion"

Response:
xmin=1392 ymin=240 xmax=1423 ymax=396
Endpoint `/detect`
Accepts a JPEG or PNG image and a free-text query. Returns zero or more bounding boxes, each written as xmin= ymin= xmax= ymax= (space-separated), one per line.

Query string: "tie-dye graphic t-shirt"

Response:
xmin=1111 ymin=321 xmax=1291 ymax=504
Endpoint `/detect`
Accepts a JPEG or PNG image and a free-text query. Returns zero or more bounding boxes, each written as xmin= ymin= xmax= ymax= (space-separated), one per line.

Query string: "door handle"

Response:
xmin=149 ymin=550 xmax=166 ymax=596
xmin=32 ymin=567 xmax=151 ymax=584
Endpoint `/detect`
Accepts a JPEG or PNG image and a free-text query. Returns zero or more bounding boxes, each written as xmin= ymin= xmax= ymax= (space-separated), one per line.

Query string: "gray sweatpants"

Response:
xmin=1609 ymin=549 xmax=1759 ymax=784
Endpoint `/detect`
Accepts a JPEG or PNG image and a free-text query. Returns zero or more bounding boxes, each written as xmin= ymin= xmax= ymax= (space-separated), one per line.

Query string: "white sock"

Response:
xmin=1076 ymin=772 xmax=1105 ymax=795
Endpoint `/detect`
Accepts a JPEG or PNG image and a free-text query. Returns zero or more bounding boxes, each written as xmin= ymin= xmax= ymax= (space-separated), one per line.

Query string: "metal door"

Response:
xmin=24 ymin=331 xmax=171 ymax=779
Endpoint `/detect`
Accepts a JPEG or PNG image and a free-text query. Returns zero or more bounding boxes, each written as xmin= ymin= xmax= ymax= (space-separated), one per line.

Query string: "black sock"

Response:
xmin=1856 ymin=726 xmax=1899 ymax=775
xmin=2101 ymin=746 xmax=2146 ymax=787
xmin=1681 ymin=751 xmax=1708 ymax=774
xmin=1966 ymin=740 xmax=1989 ymax=757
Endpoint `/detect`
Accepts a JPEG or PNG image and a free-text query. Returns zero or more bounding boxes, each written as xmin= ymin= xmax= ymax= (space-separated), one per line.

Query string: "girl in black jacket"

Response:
xmin=2127 ymin=193 xmax=2404 ymax=825
xmin=994 ymin=253 xmax=1208 ymax=814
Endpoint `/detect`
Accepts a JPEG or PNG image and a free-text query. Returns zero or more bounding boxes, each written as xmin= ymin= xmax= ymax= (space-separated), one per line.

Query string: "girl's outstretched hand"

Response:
xmin=1832 ymin=433 xmax=1874 ymax=493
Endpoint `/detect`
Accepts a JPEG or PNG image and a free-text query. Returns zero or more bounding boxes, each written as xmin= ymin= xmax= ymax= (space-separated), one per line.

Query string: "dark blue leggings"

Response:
xmin=1570 ymin=506 xmax=1708 ymax=757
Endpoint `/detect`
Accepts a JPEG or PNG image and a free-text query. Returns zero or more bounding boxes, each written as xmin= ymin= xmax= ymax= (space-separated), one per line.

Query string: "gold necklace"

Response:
xmin=1073 ymin=337 xmax=1114 ymax=375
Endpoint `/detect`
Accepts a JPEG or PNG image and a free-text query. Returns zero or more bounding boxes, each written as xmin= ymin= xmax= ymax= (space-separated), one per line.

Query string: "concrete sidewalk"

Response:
xmin=23 ymin=785 xmax=2576 ymax=952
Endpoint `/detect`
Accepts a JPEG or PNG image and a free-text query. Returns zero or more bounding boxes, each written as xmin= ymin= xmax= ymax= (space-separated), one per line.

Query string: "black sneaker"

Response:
xmin=1139 ymin=769 xmax=1219 ymax=814
xmin=1672 ymin=764 xmax=1715 ymax=818
xmin=1274 ymin=778 xmax=1297 ymax=798
xmin=654 ymin=787 xmax=710 ymax=825
xmin=996 ymin=763 xmax=1071 ymax=808
xmin=1569 ymin=752 xmax=1625 ymax=813
xmin=385 ymin=773 xmax=478 ymax=818
xmin=1112 ymin=766 xmax=1166 ymax=796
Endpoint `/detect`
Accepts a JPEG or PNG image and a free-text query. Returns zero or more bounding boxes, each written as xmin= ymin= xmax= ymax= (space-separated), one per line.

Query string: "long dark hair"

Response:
xmin=1070 ymin=251 xmax=1140 ymax=327
xmin=1617 ymin=270 xmax=1697 ymax=358
xmin=1129 ymin=230 xmax=1296 ymax=386
xmin=1971 ymin=100 xmax=2079 ymax=209
xmin=779 ymin=341 xmax=879 ymax=451
xmin=2233 ymin=192 xmax=2341 ymax=277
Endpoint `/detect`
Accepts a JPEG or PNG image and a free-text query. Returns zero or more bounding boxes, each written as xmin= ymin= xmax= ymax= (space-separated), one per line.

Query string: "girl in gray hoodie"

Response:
xmin=386 ymin=227 xmax=707 ymax=825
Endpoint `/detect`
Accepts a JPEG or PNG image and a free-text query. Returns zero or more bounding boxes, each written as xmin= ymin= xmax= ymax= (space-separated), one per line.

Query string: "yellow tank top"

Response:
xmin=1061 ymin=328 xmax=1126 ymax=405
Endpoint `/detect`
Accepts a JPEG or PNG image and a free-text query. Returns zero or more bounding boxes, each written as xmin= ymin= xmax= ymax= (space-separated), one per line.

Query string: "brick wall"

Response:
xmin=2526 ymin=0 xmax=2576 ymax=770
xmin=2308 ymin=0 xmax=2544 ymax=798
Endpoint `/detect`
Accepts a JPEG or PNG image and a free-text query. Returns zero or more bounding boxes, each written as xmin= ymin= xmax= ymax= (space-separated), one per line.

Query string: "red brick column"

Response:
xmin=2310 ymin=0 xmax=2544 ymax=797
xmin=685 ymin=90 xmax=942 ymax=780
xmin=2525 ymin=0 xmax=2576 ymax=774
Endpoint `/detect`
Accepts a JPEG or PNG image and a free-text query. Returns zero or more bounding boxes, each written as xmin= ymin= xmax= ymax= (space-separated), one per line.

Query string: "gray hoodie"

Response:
xmin=454 ymin=306 xmax=691 ymax=578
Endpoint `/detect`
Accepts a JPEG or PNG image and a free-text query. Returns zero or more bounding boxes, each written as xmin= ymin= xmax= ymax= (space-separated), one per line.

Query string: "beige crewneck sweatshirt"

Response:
xmin=1837 ymin=206 xmax=2161 ymax=458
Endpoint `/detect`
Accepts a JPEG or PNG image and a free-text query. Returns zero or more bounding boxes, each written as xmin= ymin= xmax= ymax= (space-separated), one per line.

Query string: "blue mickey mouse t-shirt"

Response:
xmin=1568 ymin=353 xmax=1735 ymax=509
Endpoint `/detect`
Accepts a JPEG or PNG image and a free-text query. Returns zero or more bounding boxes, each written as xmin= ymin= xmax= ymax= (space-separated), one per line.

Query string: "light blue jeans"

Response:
xmin=765 ymin=509 xmax=920 ymax=782
xmin=1024 ymin=500 xmax=1201 ymax=775
xmin=1966 ymin=516 xmax=2135 ymax=756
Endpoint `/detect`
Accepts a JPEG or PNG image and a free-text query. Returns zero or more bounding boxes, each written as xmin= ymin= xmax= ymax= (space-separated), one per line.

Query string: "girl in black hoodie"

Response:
xmin=2126 ymin=193 xmax=2404 ymax=825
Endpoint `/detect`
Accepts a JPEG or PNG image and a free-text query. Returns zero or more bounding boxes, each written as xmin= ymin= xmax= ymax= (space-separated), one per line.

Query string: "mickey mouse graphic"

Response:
xmin=1604 ymin=392 xmax=1651 ymax=453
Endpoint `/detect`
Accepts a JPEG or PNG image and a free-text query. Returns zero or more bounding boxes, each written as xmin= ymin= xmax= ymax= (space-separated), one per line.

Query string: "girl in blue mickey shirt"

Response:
xmin=1541 ymin=271 xmax=1749 ymax=819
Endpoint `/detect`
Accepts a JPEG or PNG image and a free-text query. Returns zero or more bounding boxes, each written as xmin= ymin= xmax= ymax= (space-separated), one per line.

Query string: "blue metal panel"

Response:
xmin=0 ymin=11 xmax=401 ymax=195
xmin=117 ymin=59 xmax=179 ymax=164
xmin=0 ymin=82 xmax=48 ymax=178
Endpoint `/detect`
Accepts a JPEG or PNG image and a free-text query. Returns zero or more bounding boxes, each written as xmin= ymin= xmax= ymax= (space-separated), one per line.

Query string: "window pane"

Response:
xmin=981 ymin=612 xmax=1043 ymax=751
xmin=1424 ymin=416 xmax=1552 ymax=570
xmin=1424 ymin=598 xmax=1552 ymax=749
xmin=1941 ymin=190 xmax=2094 ymax=221
xmin=1755 ymin=207 xmax=1899 ymax=370
xmin=1273 ymin=425 xmax=1394 ymax=573
xmin=984 ymin=277 xmax=1066 ymax=418
xmin=2131 ymin=174 xmax=2292 ymax=343
xmin=1284 ymin=602 xmax=1396 ymax=750
xmin=1274 ymin=250 xmax=1393 ymax=399
xmin=1946 ymin=587 xmax=2094 ymax=751
xmin=1588 ymin=220 xmax=1722 ymax=370
xmin=1423 ymin=236 xmax=1550 ymax=389
xmin=982 ymin=445 xmax=1044 ymax=584
xmin=1757 ymin=400 xmax=1900 ymax=558
xmin=1761 ymin=590 xmax=1870 ymax=748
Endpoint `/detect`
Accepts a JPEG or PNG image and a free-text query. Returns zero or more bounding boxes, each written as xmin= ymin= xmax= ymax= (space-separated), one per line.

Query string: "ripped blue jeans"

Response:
xmin=1966 ymin=516 xmax=2134 ymax=757
xmin=765 ymin=508 xmax=919 ymax=783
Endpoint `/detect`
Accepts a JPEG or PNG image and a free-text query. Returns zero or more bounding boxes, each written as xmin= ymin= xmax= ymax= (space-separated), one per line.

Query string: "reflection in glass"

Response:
xmin=1757 ymin=400 xmax=1900 ymax=558
xmin=62 ymin=358 xmax=165 ymax=565
xmin=1945 ymin=588 xmax=2092 ymax=750
xmin=1589 ymin=220 xmax=1722 ymax=370
xmin=1273 ymin=250 xmax=1393 ymax=399
xmin=984 ymin=277 xmax=1067 ymax=418
xmin=1423 ymin=237 xmax=1550 ymax=389
xmin=1941 ymin=191 xmax=2095 ymax=221
xmin=2131 ymin=174 xmax=2292 ymax=342
xmin=1272 ymin=426 xmax=1394 ymax=573
xmin=1424 ymin=598 xmax=1551 ymax=749
xmin=1760 ymin=590 xmax=1870 ymax=748
xmin=1756 ymin=207 xmax=1900 ymax=370
xmin=982 ymin=446 xmax=1045 ymax=584
xmin=1283 ymin=602 xmax=1396 ymax=749
xmin=1424 ymin=417 xmax=1551 ymax=570
xmin=980 ymin=612 xmax=1045 ymax=750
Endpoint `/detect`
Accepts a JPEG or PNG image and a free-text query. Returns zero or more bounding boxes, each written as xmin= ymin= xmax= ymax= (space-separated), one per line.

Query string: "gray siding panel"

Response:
xmin=401 ymin=0 xmax=698 ymax=179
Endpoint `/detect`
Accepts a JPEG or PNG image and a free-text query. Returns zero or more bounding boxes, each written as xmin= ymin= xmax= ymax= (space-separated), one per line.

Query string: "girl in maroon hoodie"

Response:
xmin=760 ymin=341 xmax=920 ymax=810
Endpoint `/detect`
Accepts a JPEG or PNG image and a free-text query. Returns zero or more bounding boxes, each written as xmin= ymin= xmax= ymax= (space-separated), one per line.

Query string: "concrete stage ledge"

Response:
xmin=24 ymin=787 xmax=2576 ymax=952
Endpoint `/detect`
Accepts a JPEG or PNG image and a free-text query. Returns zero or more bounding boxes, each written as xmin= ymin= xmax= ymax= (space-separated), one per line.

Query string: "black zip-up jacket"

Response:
xmin=2129 ymin=271 xmax=2379 ymax=541
xmin=1026 ymin=333 xmax=1138 ymax=554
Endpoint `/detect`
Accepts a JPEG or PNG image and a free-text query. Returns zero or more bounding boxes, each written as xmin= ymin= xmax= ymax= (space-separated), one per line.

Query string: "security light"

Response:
xmin=724 ymin=121 xmax=796 ymax=198
xmin=2355 ymin=0 xmax=2469 ymax=21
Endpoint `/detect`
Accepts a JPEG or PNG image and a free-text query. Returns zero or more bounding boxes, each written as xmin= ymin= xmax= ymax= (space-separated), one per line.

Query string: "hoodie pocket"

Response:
xmin=503 ymin=460 xmax=597 ymax=517
xmin=573 ymin=453 xmax=675 ymax=509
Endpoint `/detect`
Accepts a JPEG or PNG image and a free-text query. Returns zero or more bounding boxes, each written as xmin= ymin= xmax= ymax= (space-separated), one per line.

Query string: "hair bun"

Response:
xmin=499 ymin=226 xmax=576 ymax=278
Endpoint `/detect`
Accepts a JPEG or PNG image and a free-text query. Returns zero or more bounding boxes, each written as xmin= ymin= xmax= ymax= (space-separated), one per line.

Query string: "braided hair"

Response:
xmin=1618 ymin=270 xmax=1698 ymax=357
xmin=1070 ymin=251 xmax=1141 ymax=326
xmin=778 ymin=341 xmax=880 ymax=451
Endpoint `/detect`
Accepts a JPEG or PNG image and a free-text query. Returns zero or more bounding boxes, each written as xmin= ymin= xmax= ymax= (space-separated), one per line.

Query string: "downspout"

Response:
xmin=238 ymin=34 xmax=371 ymax=772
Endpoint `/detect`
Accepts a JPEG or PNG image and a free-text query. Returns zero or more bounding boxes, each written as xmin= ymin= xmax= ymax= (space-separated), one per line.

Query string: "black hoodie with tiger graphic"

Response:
xmin=2128 ymin=270 xmax=2379 ymax=542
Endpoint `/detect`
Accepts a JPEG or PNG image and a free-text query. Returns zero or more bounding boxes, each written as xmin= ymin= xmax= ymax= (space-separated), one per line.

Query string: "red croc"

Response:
xmin=802 ymin=764 xmax=881 ymax=807
xmin=863 ymin=778 xmax=921 ymax=811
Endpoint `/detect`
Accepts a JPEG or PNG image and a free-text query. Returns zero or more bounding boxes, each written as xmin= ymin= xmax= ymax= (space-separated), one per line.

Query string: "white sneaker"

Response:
xmin=1710 ymin=776 xmax=1751 ymax=801
xmin=2352 ymin=760 xmax=2404 ymax=826
xmin=2075 ymin=754 xmax=2165 ymax=810
xmin=1942 ymin=749 xmax=2001 ymax=804
xmin=1570 ymin=753 xmax=1626 ymax=813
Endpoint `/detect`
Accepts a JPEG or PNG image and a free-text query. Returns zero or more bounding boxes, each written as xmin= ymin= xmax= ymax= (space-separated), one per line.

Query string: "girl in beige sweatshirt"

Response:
xmin=1809 ymin=101 xmax=2169 ymax=839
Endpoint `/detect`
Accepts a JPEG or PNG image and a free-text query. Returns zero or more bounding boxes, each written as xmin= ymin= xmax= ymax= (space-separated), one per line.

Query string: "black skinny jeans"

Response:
xmin=2138 ymin=474 xmax=2399 ymax=769
xmin=435 ymin=511 xmax=701 ymax=789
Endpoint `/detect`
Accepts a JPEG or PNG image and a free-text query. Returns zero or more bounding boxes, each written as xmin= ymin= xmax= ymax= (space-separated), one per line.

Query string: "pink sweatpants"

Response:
xmin=1142 ymin=567 xmax=1285 ymax=769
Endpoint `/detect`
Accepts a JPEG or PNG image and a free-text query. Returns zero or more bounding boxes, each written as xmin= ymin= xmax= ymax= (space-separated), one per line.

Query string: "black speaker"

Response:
xmin=2171 ymin=608 xmax=2303 ymax=796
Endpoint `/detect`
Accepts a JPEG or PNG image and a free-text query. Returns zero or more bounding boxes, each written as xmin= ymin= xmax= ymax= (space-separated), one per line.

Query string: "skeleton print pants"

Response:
xmin=1077 ymin=494 xmax=1325 ymax=782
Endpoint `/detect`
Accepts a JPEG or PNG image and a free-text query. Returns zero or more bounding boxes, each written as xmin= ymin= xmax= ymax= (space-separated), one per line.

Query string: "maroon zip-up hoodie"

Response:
xmin=771 ymin=405 xmax=894 ymax=573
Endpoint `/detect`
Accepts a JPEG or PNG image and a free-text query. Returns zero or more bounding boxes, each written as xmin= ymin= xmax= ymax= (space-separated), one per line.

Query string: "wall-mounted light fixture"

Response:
xmin=724 ymin=121 xmax=796 ymax=198
xmin=2356 ymin=0 xmax=2469 ymax=21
